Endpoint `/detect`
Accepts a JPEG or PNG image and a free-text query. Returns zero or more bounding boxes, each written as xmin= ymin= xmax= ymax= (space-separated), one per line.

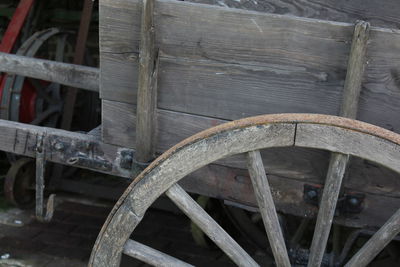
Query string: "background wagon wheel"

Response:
xmin=3 ymin=158 xmax=35 ymax=209
xmin=89 ymin=114 xmax=400 ymax=267
xmin=0 ymin=28 xmax=70 ymax=164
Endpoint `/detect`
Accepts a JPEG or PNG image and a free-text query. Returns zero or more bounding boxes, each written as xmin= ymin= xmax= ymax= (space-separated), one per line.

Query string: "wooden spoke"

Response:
xmin=308 ymin=21 xmax=370 ymax=267
xmin=247 ymin=150 xmax=291 ymax=267
xmin=344 ymin=208 xmax=400 ymax=267
xmin=28 ymin=78 xmax=58 ymax=105
xmin=89 ymin=114 xmax=400 ymax=267
xmin=308 ymin=153 xmax=349 ymax=267
xmin=123 ymin=239 xmax=193 ymax=267
xmin=30 ymin=106 xmax=61 ymax=125
xmin=166 ymin=184 xmax=259 ymax=267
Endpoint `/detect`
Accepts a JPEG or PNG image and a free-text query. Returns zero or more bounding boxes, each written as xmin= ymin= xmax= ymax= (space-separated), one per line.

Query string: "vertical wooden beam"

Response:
xmin=340 ymin=20 xmax=370 ymax=118
xmin=136 ymin=0 xmax=158 ymax=163
xmin=308 ymin=21 xmax=370 ymax=267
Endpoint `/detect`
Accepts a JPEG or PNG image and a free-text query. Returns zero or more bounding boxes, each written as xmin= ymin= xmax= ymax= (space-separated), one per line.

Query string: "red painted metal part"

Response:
xmin=0 ymin=0 xmax=35 ymax=53
xmin=0 ymin=0 xmax=36 ymax=118
xmin=19 ymin=80 xmax=38 ymax=123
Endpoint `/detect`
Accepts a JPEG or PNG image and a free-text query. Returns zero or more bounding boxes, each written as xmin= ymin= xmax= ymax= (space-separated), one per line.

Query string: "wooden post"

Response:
xmin=340 ymin=20 xmax=370 ymax=118
xmin=308 ymin=20 xmax=370 ymax=267
xmin=136 ymin=0 xmax=158 ymax=163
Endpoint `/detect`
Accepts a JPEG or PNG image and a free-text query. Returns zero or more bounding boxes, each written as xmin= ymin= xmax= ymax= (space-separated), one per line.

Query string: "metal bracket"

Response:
xmin=303 ymin=184 xmax=365 ymax=215
xmin=35 ymin=133 xmax=56 ymax=222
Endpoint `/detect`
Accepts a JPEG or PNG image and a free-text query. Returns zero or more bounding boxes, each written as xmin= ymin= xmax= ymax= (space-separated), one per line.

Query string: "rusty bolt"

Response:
xmin=307 ymin=190 xmax=318 ymax=199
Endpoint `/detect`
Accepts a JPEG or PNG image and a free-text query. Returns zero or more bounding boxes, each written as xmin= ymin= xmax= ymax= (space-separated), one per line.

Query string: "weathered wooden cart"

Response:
xmin=1 ymin=0 xmax=400 ymax=266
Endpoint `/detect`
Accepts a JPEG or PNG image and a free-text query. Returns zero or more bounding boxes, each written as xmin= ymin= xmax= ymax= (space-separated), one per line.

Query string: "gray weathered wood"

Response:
xmin=340 ymin=21 xmax=370 ymax=118
xmin=90 ymin=205 xmax=142 ymax=266
xmin=2 ymin=116 xmax=395 ymax=230
xmin=99 ymin=0 xmax=400 ymax=136
xmin=0 ymin=52 xmax=99 ymax=92
xmin=135 ymin=0 xmax=158 ymax=163
xmin=190 ymin=0 xmax=400 ymax=29
xmin=295 ymin=122 xmax=400 ymax=180
xmin=90 ymin=114 xmax=400 ymax=266
xmin=166 ymin=184 xmax=259 ymax=267
xmin=123 ymin=239 xmax=194 ymax=267
xmin=179 ymin=164 xmax=400 ymax=229
xmin=344 ymin=208 xmax=400 ymax=267
xmin=308 ymin=20 xmax=370 ymax=267
xmin=0 ymin=119 xmax=134 ymax=178
xmin=102 ymin=100 xmax=400 ymax=199
xmin=247 ymin=150 xmax=291 ymax=267
xmin=307 ymin=153 xmax=349 ymax=267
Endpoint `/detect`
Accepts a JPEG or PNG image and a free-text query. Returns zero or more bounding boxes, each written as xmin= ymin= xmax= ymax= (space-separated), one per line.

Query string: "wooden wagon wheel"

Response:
xmin=89 ymin=114 xmax=400 ymax=267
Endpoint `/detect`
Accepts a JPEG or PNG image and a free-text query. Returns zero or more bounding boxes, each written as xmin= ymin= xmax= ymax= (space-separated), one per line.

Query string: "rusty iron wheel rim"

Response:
xmin=90 ymin=114 xmax=400 ymax=267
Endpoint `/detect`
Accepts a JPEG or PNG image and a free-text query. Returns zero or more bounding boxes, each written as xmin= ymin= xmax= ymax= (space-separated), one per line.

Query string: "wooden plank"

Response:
xmin=0 ymin=52 xmax=99 ymax=92
xmin=136 ymin=0 xmax=158 ymax=163
xmin=99 ymin=0 xmax=400 ymax=134
xmin=100 ymin=0 xmax=352 ymax=108
xmin=247 ymin=150 xmax=290 ymax=267
xmin=191 ymin=0 xmax=400 ymax=29
xmin=123 ymin=239 xmax=194 ymax=267
xmin=0 ymin=119 xmax=135 ymax=178
xmin=166 ymin=184 xmax=259 ymax=267
xmin=102 ymin=100 xmax=330 ymax=182
xmin=102 ymin=100 xmax=400 ymax=198
xmin=179 ymin=164 xmax=400 ymax=229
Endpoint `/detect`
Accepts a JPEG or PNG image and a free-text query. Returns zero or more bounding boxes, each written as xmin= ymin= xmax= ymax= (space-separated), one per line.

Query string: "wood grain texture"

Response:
xmin=135 ymin=0 xmax=158 ymax=162
xmin=166 ymin=184 xmax=259 ymax=267
xmin=91 ymin=114 xmax=400 ymax=266
xmin=0 ymin=118 xmax=135 ymax=178
xmin=0 ymin=52 xmax=99 ymax=92
xmin=190 ymin=0 xmax=400 ymax=29
xmin=295 ymin=123 xmax=400 ymax=174
xmin=308 ymin=153 xmax=349 ymax=267
xmin=102 ymin=100 xmax=400 ymax=198
xmin=340 ymin=21 xmax=370 ymax=118
xmin=102 ymin=100 xmax=330 ymax=182
xmin=344 ymin=208 xmax=400 ymax=267
xmin=179 ymin=164 xmax=400 ymax=229
xmin=247 ymin=150 xmax=290 ymax=267
xmin=307 ymin=21 xmax=369 ymax=266
xmin=123 ymin=239 xmax=194 ymax=266
xmin=99 ymin=0 xmax=400 ymax=131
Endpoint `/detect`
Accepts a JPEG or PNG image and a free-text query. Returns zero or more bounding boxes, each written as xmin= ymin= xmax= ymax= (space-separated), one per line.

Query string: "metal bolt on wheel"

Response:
xmin=89 ymin=114 xmax=400 ymax=267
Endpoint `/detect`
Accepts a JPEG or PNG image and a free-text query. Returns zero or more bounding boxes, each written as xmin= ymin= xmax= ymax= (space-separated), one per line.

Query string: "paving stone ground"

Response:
xmin=0 ymin=200 xmax=272 ymax=267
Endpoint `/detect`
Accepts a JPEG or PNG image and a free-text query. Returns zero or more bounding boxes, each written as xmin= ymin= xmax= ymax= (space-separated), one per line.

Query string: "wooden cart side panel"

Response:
xmin=102 ymin=99 xmax=400 ymax=199
xmin=100 ymin=0 xmax=351 ymax=104
xmin=99 ymin=0 xmax=400 ymax=132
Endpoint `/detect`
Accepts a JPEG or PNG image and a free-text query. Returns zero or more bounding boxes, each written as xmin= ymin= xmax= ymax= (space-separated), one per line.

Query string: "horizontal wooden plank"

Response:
xmin=99 ymin=0 xmax=400 ymax=133
xmin=0 ymin=52 xmax=99 ymax=92
xmin=180 ymin=163 xmax=400 ymax=229
xmin=190 ymin=0 xmax=400 ymax=29
xmin=102 ymin=100 xmax=400 ymax=199
xmin=0 ymin=119 xmax=134 ymax=178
